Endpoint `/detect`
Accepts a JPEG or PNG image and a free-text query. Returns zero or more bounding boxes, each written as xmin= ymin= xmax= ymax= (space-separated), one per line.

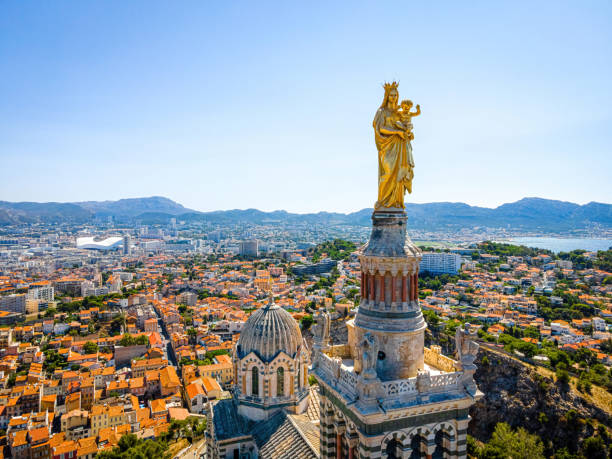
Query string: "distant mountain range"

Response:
xmin=0 ymin=196 xmax=610 ymax=233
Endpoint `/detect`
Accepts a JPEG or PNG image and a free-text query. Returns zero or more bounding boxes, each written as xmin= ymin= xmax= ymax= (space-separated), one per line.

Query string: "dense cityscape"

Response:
xmin=3 ymin=2 xmax=611 ymax=458
xmin=0 ymin=215 xmax=610 ymax=458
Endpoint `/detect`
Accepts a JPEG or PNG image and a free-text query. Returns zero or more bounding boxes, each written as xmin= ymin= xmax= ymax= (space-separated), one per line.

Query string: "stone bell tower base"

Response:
xmin=350 ymin=209 xmax=426 ymax=380
xmin=313 ymin=209 xmax=482 ymax=458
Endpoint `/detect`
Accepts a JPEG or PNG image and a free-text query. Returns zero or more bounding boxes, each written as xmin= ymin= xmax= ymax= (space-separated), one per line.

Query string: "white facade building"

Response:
xmin=592 ymin=317 xmax=607 ymax=332
xmin=0 ymin=294 xmax=26 ymax=314
xmin=239 ymin=240 xmax=259 ymax=257
xmin=420 ymin=252 xmax=463 ymax=274
xmin=27 ymin=285 xmax=55 ymax=302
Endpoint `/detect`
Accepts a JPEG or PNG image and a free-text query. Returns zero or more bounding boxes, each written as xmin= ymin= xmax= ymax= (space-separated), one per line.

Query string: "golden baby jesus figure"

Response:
xmin=396 ymin=99 xmax=421 ymax=142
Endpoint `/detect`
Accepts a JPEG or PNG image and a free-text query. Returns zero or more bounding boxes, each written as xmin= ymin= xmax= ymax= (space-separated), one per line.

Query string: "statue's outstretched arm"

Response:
xmin=380 ymin=127 xmax=406 ymax=137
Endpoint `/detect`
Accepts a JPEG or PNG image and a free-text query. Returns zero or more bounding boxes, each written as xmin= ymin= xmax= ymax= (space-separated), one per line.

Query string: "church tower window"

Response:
xmin=277 ymin=367 xmax=285 ymax=396
xmin=252 ymin=367 xmax=259 ymax=396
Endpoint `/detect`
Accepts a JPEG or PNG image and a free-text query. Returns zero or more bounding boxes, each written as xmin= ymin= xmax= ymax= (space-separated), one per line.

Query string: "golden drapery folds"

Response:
xmin=373 ymin=82 xmax=419 ymax=210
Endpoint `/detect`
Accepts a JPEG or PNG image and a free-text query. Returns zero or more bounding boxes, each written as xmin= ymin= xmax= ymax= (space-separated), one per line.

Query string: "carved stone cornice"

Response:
xmin=358 ymin=254 xmax=420 ymax=276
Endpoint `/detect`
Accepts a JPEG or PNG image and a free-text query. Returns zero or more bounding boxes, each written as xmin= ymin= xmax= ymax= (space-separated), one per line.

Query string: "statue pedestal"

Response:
xmin=353 ymin=209 xmax=425 ymax=381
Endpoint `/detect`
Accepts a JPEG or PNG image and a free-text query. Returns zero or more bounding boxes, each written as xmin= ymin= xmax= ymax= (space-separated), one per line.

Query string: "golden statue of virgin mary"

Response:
xmin=373 ymin=82 xmax=420 ymax=210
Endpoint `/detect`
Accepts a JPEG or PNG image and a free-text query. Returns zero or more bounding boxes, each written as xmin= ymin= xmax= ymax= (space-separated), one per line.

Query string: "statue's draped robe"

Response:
xmin=373 ymin=107 xmax=413 ymax=209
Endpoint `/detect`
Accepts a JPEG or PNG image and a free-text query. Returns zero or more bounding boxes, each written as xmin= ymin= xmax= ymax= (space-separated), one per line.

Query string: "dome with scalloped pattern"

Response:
xmin=236 ymin=300 xmax=303 ymax=362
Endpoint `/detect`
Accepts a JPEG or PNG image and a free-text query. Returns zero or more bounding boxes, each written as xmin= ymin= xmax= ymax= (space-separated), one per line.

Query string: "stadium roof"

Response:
xmin=76 ymin=236 xmax=123 ymax=250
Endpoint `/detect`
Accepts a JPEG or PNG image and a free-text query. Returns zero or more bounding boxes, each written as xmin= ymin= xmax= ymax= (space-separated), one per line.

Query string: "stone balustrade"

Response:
xmin=428 ymin=372 xmax=460 ymax=390
xmin=317 ymin=353 xmax=358 ymax=401
xmin=316 ymin=351 xmax=464 ymax=405
xmin=381 ymin=378 xmax=417 ymax=396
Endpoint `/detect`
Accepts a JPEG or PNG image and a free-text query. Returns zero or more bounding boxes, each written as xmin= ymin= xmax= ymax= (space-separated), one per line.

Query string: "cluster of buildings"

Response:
xmin=0 ymin=225 xmax=370 ymax=457
xmin=421 ymin=252 xmax=612 ymax=363
xmin=0 ymin=214 xmax=608 ymax=458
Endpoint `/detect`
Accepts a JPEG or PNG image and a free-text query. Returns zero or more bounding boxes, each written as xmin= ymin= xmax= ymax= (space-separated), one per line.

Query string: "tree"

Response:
xmin=523 ymin=326 xmax=540 ymax=339
xmin=556 ymin=368 xmax=570 ymax=386
xmin=600 ymin=338 xmax=612 ymax=354
xmin=422 ymin=309 xmax=440 ymax=327
xmin=300 ymin=315 xmax=314 ymax=330
xmin=479 ymin=422 xmax=545 ymax=459
xmin=96 ymin=433 xmax=169 ymax=459
xmin=119 ymin=334 xmax=136 ymax=347
xmin=187 ymin=327 xmax=197 ymax=344
xmin=83 ymin=341 xmax=98 ymax=354
xmin=110 ymin=314 xmax=126 ymax=336
xmin=582 ymin=436 xmax=607 ymax=459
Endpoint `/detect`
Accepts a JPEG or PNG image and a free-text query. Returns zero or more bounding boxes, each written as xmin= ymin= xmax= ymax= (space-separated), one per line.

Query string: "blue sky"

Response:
xmin=1 ymin=1 xmax=611 ymax=213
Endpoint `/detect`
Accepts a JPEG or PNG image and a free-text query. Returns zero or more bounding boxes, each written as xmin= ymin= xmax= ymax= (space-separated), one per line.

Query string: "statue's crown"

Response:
xmin=383 ymin=81 xmax=399 ymax=92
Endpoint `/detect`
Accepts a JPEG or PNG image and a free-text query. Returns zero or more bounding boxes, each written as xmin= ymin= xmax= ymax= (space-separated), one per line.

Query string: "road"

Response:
xmin=175 ymin=438 xmax=206 ymax=459
xmin=153 ymin=308 xmax=178 ymax=367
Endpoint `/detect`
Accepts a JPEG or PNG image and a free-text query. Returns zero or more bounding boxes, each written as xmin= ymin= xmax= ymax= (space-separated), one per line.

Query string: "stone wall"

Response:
xmin=114 ymin=344 xmax=147 ymax=368
xmin=424 ymin=346 xmax=458 ymax=373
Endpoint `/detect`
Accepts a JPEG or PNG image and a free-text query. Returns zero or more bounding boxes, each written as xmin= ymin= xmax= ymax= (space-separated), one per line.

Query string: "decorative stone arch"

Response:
xmin=242 ymin=359 xmax=264 ymax=397
xmin=251 ymin=366 xmax=260 ymax=396
xmin=431 ymin=422 xmax=456 ymax=459
xmin=268 ymin=353 xmax=296 ymax=397
xmin=405 ymin=426 xmax=433 ymax=459
xmin=344 ymin=423 xmax=360 ymax=459
xmin=381 ymin=430 xmax=410 ymax=459
xmin=330 ymin=409 xmax=348 ymax=459
xmin=276 ymin=366 xmax=286 ymax=396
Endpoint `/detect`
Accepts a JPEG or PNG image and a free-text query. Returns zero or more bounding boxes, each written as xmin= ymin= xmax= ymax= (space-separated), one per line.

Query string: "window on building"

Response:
xmin=251 ymin=367 xmax=259 ymax=396
xmin=277 ymin=367 xmax=284 ymax=396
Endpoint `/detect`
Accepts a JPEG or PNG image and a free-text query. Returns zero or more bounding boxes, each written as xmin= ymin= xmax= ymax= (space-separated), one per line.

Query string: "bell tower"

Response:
xmin=312 ymin=84 xmax=482 ymax=459
xmin=352 ymin=209 xmax=425 ymax=381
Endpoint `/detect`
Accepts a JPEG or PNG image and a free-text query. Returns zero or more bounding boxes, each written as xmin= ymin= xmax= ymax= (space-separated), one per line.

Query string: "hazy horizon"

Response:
xmin=2 ymin=194 xmax=610 ymax=215
xmin=2 ymin=2 xmax=611 ymax=213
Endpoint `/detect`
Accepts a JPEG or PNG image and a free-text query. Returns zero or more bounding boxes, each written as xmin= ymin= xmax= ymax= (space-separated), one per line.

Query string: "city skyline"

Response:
xmin=2 ymin=1 xmax=611 ymax=213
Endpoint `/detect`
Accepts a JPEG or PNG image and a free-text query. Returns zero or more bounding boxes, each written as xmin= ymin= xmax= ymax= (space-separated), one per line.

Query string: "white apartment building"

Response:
xmin=27 ymin=285 xmax=55 ymax=302
xmin=0 ymin=294 xmax=26 ymax=314
xmin=551 ymin=321 xmax=571 ymax=335
xmin=592 ymin=317 xmax=607 ymax=332
xmin=239 ymin=240 xmax=259 ymax=257
xmin=420 ymin=252 xmax=463 ymax=274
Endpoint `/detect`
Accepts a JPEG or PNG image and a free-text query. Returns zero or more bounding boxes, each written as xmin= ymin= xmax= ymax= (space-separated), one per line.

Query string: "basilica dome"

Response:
xmin=237 ymin=300 xmax=303 ymax=362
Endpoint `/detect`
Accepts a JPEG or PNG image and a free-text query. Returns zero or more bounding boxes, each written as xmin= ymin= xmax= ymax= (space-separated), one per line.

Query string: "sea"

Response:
xmin=503 ymin=237 xmax=612 ymax=253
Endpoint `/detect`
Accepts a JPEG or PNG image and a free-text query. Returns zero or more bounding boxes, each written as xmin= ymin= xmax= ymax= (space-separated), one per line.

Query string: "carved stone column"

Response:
xmin=335 ymin=423 xmax=346 ymax=459
xmin=376 ymin=274 xmax=383 ymax=303
xmin=346 ymin=432 xmax=358 ymax=459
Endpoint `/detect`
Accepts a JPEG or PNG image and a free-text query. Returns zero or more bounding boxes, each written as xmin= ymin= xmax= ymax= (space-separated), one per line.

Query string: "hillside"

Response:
xmin=76 ymin=196 xmax=192 ymax=217
xmin=470 ymin=350 xmax=611 ymax=457
xmin=0 ymin=197 xmax=610 ymax=233
xmin=0 ymin=201 xmax=93 ymax=224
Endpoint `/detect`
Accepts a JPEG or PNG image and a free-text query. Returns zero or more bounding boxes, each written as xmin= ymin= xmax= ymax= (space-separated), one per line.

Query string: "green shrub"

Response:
xmin=556 ymin=369 xmax=570 ymax=385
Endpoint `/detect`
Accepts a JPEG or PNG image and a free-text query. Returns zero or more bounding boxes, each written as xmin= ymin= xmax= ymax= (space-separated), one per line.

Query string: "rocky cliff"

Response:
xmin=470 ymin=350 xmax=610 ymax=454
